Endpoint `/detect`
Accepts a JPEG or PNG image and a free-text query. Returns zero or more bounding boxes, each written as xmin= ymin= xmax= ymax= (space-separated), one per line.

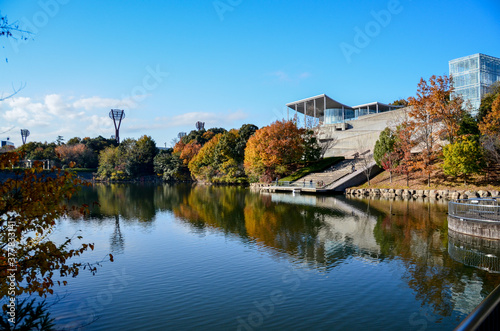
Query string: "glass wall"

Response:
xmin=324 ymin=108 xmax=355 ymax=124
xmin=450 ymin=54 xmax=500 ymax=112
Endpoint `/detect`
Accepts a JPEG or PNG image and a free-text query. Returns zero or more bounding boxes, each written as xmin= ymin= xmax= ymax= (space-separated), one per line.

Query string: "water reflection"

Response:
xmin=69 ymin=184 xmax=500 ymax=321
xmin=448 ymin=230 xmax=500 ymax=273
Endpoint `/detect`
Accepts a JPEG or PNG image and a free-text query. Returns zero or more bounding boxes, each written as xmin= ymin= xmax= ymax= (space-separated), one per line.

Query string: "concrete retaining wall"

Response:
xmin=346 ymin=188 xmax=500 ymax=200
xmin=448 ymin=216 xmax=500 ymax=240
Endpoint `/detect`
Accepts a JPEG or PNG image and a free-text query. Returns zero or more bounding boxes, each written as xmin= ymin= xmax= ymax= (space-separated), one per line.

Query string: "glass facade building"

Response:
xmin=449 ymin=53 xmax=500 ymax=112
xmin=286 ymin=94 xmax=402 ymax=128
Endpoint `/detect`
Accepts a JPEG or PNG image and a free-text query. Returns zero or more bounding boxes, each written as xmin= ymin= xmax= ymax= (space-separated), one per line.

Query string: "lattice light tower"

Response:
xmin=109 ymin=109 xmax=125 ymax=143
xmin=20 ymin=129 xmax=30 ymax=145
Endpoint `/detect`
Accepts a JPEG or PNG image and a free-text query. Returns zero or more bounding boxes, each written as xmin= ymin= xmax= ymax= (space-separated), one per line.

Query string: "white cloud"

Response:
xmin=0 ymin=93 xmax=249 ymax=146
xmin=0 ymin=94 xmax=135 ymax=145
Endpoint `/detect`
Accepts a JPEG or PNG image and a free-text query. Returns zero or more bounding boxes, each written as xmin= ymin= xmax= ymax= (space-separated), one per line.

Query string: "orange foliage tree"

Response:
xmin=479 ymin=95 xmax=500 ymax=136
xmin=394 ymin=123 xmax=416 ymax=187
xmin=55 ymin=143 xmax=94 ymax=168
xmin=407 ymin=75 xmax=464 ymax=186
xmin=244 ymin=120 xmax=305 ymax=182
xmin=175 ymin=140 xmax=202 ymax=166
xmin=479 ymin=95 xmax=500 ymax=164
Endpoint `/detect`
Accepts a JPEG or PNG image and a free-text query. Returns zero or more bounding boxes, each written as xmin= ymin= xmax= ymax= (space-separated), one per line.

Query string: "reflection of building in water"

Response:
xmin=270 ymin=193 xmax=381 ymax=256
xmin=270 ymin=193 xmax=317 ymax=206
xmin=450 ymin=274 xmax=486 ymax=316
xmin=110 ymin=214 xmax=125 ymax=254
xmin=448 ymin=230 xmax=500 ymax=274
xmin=317 ymin=198 xmax=381 ymax=256
xmin=448 ymin=230 xmax=495 ymax=317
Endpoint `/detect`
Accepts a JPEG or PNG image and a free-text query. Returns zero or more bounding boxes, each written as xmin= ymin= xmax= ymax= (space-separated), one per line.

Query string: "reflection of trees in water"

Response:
xmin=171 ymin=186 xmax=357 ymax=269
xmin=363 ymin=197 xmax=500 ymax=317
xmin=69 ymin=184 xmax=500 ymax=317
xmin=68 ymin=183 xmax=162 ymax=255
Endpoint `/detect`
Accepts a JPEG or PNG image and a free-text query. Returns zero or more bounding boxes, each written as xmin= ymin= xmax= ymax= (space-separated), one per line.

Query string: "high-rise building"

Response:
xmin=449 ymin=53 xmax=500 ymax=113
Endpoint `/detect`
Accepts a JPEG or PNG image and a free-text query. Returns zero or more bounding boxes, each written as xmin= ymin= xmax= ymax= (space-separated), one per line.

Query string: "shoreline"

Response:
xmin=345 ymin=187 xmax=500 ymax=200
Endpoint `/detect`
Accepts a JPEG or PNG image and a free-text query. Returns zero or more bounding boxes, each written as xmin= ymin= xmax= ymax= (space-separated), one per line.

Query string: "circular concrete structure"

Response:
xmin=448 ymin=199 xmax=500 ymax=240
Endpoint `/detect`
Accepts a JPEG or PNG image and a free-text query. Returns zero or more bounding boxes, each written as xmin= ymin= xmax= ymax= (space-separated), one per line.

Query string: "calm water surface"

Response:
xmin=44 ymin=184 xmax=500 ymax=330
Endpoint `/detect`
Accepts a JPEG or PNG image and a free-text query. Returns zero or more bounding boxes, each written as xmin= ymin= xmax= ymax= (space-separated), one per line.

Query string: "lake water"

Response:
xmin=44 ymin=184 xmax=500 ymax=330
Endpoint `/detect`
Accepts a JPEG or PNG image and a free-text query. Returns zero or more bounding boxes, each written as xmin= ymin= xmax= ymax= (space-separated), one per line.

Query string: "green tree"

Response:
xmin=66 ymin=137 xmax=82 ymax=145
xmin=96 ymin=146 xmax=127 ymax=180
xmin=302 ymin=129 xmax=321 ymax=162
xmin=81 ymin=136 xmax=118 ymax=168
xmin=457 ymin=112 xmax=480 ymax=137
xmin=154 ymin=149 xmax=188 ymax=181
xmin=374 ymin=127 xmax=397 ymax=183
xmin=126 ymin=135 xmax=158 ymax=176
xmin=235 ymin=124 xmax=258 ymax=161
xmin=56 ymin=136 xmax=64 ymax=146
xmin=188 ymin=134 xmax=223 ymax=182
xmin=442 ymin=136 xmax=485 ymax=184
xmin=389 ymin=99 xmax=409 ymax=107
xmin=374 ymin=128 xmax=396 ymax=167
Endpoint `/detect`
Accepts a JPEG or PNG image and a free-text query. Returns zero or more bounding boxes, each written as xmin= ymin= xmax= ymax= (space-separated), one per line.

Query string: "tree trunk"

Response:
xmin=389 ymin=171 xmax=392 ymax=183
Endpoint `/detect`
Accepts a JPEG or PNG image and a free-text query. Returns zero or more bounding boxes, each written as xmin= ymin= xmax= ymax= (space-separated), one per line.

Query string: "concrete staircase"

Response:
xmin=293 ymin=159 xmax=355 ymax=189
xmin=318 ymin=108 xmax=409 ymax=158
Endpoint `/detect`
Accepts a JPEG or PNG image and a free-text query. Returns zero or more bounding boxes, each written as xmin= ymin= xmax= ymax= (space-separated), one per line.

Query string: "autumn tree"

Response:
xmin=477 ymin=81 xmax=500 ymax=123
xmin=479 ymin=95 xmax=500 ymax=165
xmin=430 ymin=75 xmax=464 ymax=143
xmin=442 ymin=136 xmax=485 ymax=184
xmin=189 ymin=130 xmax=248 ymax=183
xmin=178 ymin=140 xmax=202 ymax=166
xmin=188 ymin=134 xmax=223 ymax=182
xmin=407 ymin=75 xmax=464 ymax=186
xmin=0 ymin=152 xmax=107 ymax=299
xmin=478 ymin=95 xmax=500 ymax=136
xmin=55 ymin=143 xmax=94 ymax=168
xmin=394 ymin=123 xmax=416 ymax=187
xmin=244 ymin=120 xmax=305 ymax=182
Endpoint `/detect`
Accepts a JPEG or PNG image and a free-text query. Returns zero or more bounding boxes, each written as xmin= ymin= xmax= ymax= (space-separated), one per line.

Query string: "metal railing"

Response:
xmin=455 ymin=283 xmax=500 ymax=330
xmin=275 ymin=181 xmax=317 ymax=189
xmin=449 ymin=198 xmax=500 ymax=222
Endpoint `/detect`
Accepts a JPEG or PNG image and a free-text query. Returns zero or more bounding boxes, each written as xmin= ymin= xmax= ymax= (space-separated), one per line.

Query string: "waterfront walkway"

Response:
xmin=259 ymin=160 xmax=381 ymax=194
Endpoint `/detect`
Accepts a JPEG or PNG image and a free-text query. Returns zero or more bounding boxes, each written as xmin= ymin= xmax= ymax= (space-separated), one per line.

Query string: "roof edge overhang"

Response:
xmin=286 ymin=94 xmax=352 ymax=111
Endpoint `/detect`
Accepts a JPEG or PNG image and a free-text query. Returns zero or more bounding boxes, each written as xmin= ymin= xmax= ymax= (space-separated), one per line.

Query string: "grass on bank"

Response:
xmin=353 ymin=161 xmax=500 ymax=191
xmin=279 ymin=156 xmax=344 ymax=182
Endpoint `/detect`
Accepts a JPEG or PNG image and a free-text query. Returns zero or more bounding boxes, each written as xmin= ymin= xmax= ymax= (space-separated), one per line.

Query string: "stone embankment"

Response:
xmin=345 ymin=188 xmax=500 ymax=200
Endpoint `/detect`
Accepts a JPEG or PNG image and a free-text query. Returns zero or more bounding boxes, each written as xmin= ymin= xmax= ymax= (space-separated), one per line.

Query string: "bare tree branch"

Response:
xmin=0 ymin=81 xmax=26 ymax=101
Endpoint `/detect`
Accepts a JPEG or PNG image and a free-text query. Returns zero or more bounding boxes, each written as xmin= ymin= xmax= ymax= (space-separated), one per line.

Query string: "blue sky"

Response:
xmin=1 ymin=0 xmax=500 ymax=147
